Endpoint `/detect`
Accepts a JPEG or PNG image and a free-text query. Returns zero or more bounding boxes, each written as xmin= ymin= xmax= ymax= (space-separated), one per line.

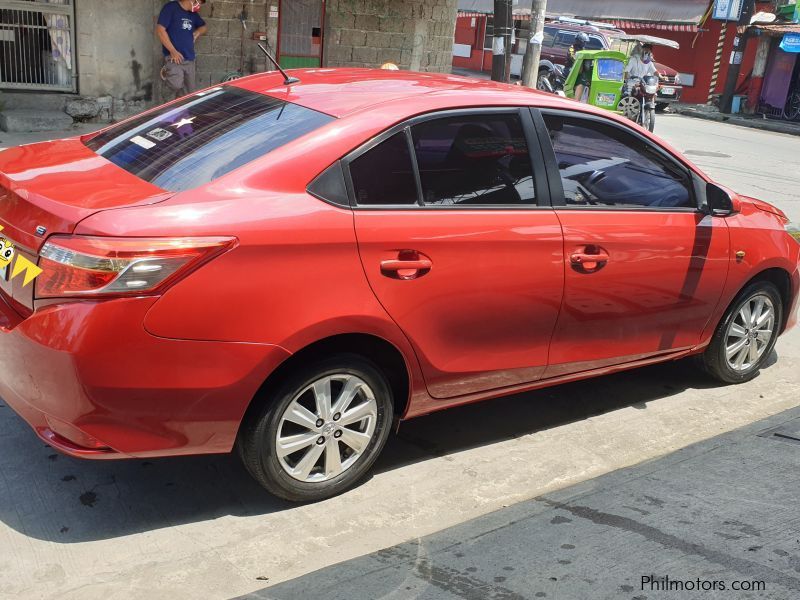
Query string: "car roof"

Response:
xmin=544 ymin=20 xmax=624 ymax=38
xmin=231 ymin=68 xmax=594 ymax=118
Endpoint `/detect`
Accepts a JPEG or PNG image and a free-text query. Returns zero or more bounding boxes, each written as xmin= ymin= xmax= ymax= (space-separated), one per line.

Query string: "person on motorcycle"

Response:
xmin=566 ymin=33 xmax=590 ymax=102
xmin=625 ymin=43 xmax=658 ymax=80
xmin=565 ymin=32 xmax=589 ymax=74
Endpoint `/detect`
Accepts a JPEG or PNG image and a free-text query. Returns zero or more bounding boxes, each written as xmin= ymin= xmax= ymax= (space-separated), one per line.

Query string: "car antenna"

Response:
xmin=257 ymin=43 xmax=301 ymax=85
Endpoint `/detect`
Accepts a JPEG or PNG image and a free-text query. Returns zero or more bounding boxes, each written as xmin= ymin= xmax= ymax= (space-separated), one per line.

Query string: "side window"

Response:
xmin=543 ymin=114 xmax=694 ymax=209
xmin=483 ymin=17 xmax=494 ymax=50
xmin=542 ymin=27 xmax=556 ymax=47
xmin=349 ymin=132 xmax=418 ymax=206
xmin=411 ymin=113 xmax=536 ymax=206
xmin=554 ymin=31 xmax=576 ymax=48
xmin=586 ymin=35 xmax=605 ymax=50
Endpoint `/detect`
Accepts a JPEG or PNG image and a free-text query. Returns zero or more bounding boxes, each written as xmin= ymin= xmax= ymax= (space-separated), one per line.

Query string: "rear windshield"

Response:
xmin=85 ymin=87 xmax=334 ymax=192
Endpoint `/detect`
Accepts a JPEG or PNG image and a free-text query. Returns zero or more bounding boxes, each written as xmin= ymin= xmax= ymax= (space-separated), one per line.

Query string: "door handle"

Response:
xmin=570 ymin=246 xmax=610 ymax=272
xmin=380 ymin=251 xmax=432 ymax=280
xmin=380 ymin=259 xmax=432 ymax=272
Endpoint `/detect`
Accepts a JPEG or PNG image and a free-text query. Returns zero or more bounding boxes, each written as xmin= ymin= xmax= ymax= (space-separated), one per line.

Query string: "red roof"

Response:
xmin=231 ymin=68 xmax=574 ymax=118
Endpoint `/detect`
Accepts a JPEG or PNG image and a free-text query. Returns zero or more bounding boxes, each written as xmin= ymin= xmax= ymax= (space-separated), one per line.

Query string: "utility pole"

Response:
xmin=522 ymin=0 xmax=547 ymax=88
xmin=720 ymin=0 xmax=756 ymax=113
xmin=491 ymin=0 xmax=513 ymax=82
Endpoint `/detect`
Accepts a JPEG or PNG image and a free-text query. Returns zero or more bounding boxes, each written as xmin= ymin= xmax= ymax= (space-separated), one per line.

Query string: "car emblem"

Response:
xmin=35 ymin=225 xmax=47 ymax=236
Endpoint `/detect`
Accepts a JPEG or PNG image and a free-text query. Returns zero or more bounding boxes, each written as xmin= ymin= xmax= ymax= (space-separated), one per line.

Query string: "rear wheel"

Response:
xmin=238 ymin=353 xmax=394 ymax=501
xmin=618 ymin=96 xmax=641 ymax=122
xmin=700 ymin=282 xmax=782 ymax=384
xmin=537 ymin=69 xmax=552 ymax=92
xmin=786 ymin=90 xmax=800 ymax=121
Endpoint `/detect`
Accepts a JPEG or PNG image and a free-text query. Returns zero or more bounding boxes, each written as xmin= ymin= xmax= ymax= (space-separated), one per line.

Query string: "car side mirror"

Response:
xmin=705 ymin=182 xmax=740 ymax=217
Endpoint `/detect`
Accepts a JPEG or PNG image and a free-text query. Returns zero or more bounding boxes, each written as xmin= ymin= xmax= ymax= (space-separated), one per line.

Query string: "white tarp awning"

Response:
xmin=457 ymin=0 xmax=710 ymax=24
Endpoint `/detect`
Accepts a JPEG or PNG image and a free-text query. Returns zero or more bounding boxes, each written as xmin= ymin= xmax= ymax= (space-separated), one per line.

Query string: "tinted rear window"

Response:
xmin=85 ymin=87 xmax=334 ymax=192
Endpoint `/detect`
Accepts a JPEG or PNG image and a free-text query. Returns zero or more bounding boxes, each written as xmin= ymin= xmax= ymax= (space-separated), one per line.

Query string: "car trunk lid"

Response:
xmin=0 ymin=138 xmax=171 ymax=312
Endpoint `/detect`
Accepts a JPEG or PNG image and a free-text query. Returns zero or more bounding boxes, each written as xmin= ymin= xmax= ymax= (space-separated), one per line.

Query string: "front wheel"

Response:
xmin=643 ymin=107 xmax=655 ymax=132
xmin=699 ymin=282 xmax=783 ymax=384
xmin=238 ymin=353 xmax=394 ymax=501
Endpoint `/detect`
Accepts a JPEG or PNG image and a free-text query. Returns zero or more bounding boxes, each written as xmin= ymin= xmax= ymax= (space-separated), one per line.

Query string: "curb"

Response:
xmin=671 ymin=105 xmax=800 ymax=137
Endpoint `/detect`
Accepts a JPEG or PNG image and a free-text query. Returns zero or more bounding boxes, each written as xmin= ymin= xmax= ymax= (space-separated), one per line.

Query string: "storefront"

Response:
xmin=755 ymin=23 xmax=800 ymax=120
xmin=454 ymin=0 xmax=775 ymax=105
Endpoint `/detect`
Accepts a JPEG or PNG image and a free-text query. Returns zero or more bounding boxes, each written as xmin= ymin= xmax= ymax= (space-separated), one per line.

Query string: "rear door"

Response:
xmin=534 ymin=109 xmax=730 ymax=378
xmin=350 ymin=109 xmax=564 ymax=399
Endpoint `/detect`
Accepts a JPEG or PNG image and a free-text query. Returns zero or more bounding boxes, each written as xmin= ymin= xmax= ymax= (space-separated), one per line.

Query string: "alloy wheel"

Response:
xmin=275 ymin=374 xmax=378 ymax=482
xmin=724 ymin=293 xmax=775 ymax=372
xmin=786 ymin=91 xmax=800 ymax=122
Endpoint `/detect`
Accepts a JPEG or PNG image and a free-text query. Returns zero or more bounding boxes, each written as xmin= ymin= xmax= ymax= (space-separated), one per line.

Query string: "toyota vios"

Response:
xmin=0 ymin=70 xmax=798 ymax=501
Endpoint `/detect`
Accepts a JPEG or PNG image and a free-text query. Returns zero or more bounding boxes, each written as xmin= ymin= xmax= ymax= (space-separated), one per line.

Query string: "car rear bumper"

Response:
xmin=0 ymin=296 xmax=290 ymax=459
xmin=657 ymin=87 xmax=683 ymax=104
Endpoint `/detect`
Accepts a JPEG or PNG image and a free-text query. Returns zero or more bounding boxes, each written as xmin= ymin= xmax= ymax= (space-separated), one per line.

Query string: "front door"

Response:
xmin=538 ymin=111 xmax=730 ymax=378
xmin=349 ymin=110 xmax=564 ymax=399
xmin=278 ymin=0 xmax=323 ymax=69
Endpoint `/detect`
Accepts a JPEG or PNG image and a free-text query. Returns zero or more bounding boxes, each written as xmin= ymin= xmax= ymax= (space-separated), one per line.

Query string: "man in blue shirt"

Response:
xmin=156 ymin=0 xmax=208 ymax=99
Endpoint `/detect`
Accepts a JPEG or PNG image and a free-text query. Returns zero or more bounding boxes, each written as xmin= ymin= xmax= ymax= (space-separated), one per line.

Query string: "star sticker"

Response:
xmin=172 ymin=116 xmax=195 ymax=129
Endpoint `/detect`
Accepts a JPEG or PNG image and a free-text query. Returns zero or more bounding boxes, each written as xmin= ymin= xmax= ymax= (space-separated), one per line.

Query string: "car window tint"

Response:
xmin=85 ymin=87 xmax=334 ymax=192
xmin=543 ymin=115 xmax=693 ymax=209
xmin=586 ymin=35 xmax=605 ymax=50
xmin=411 ymin=114 xmax=535 ymax=206
xmin=542 ymin=27 xmax=556 ymax=46
xmin=350 ymin=132 xmax=419 ymax=206
xmin=555 ymin=31 xmax=576 ymax=47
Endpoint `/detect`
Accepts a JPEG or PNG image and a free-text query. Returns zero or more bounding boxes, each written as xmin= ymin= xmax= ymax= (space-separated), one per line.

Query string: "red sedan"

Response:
xmin=0 ymin=70 xmax=798 ymax=501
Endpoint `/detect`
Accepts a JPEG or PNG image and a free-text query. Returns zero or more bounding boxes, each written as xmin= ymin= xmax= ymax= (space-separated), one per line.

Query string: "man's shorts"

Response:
xmin=161 ymin=59 xmax=197 ymax=97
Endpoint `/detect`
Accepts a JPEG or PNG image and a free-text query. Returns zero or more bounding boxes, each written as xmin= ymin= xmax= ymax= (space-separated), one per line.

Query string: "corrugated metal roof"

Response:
xmin=753 ymin=22 xmax=800 ymax=35
xmin=458 ymin=0 xmax=711 ymax=24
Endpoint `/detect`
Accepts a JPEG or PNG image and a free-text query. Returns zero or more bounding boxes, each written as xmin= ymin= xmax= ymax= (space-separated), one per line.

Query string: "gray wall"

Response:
xmin=324 ymin=0 xmax=458 ymax=72
xmin=165 ymin=0 xmax=278 ymax=94
xmin=70 ymin=0 xmax=457 ymax=120
xmin=75 ymin=0 xmax=155 ymax=111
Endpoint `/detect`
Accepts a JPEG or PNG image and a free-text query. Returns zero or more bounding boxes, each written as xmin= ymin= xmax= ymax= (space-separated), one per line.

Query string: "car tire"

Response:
xmin=655 ymin=103 xmax=669 ymax=113
xmin=700 ymin=281 xmax=783 ymax=384
xmin=537 ymin=69 xmax=551 ymax=92
xmin=238 ymin=353 xmax=394 ymax=502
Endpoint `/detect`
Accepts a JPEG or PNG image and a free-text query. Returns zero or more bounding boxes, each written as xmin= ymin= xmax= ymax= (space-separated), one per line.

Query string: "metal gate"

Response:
xmin=278 ymin=0 xmax=324 ymax=69
xmin=0 ymin=0 xmax=76 ymax=92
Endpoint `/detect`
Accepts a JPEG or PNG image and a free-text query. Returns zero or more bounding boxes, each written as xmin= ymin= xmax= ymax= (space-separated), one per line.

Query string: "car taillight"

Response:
xmin=36 ymin=236 xmax=236 ymax=298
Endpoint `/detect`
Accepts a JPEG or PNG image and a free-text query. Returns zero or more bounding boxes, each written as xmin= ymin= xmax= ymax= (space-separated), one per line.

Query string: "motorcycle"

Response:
xmin=618 ymin=75 xmax=659 ymax=132
xmin=537 ymin=63 xmax=566 ymax=94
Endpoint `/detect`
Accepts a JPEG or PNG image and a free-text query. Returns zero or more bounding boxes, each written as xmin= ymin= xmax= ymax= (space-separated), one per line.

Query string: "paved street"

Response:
xmin=0 ymin=115 xmax=798 ymax=600
xmin=654 ymin=114 xmax=800 ymax=222
xmin=244 ymin=407 xmax=800 ymax=600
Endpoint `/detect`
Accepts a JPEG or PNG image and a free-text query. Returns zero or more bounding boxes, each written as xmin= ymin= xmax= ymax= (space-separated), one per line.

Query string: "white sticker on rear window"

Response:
xmin=130 ymin=135 xmax=156 ymax=149
xmin=147 ymin=128 xmax=173 ymax=141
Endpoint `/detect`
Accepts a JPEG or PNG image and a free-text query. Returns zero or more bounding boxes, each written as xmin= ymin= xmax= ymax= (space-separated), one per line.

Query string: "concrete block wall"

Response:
xmin=324 ymin=0 xmax=458 ymax=72
xmin=152 ymin=0 xmax=280 ymax=102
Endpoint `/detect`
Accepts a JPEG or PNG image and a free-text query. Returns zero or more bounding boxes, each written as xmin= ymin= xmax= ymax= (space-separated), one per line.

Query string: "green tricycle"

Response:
xmin=563 ymin=49 xmax=627 ymax=112
xmin=561 ymin=36 xmax=680 ymax=131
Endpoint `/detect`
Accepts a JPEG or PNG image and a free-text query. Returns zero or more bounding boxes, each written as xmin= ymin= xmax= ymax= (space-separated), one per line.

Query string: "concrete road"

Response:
xmin=655 ymin=113 xmax=800 ymax=222
xmin=247 ymin=407 xmax=800 ymax=600
xmin=0 ymin=116 xmax=798 ymax=600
